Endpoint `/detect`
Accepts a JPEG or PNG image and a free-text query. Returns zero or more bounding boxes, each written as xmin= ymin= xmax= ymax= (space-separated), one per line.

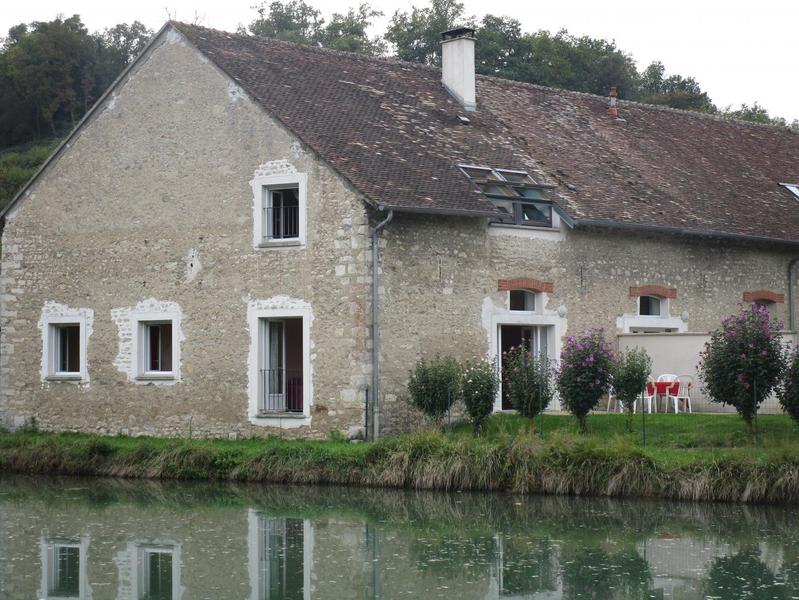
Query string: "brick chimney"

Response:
xmin=441 ymin=28 xmax=476 ymax=112
xmin=608 ymin=85 xmax=619 ymax=118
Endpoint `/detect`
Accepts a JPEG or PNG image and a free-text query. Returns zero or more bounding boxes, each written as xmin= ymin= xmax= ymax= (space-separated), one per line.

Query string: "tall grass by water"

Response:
xmin=2 ymin=413 xmax=799 ymax=504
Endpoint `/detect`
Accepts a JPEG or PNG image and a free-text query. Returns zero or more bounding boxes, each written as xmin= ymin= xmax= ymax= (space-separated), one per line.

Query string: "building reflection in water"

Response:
xmin=9 ymin=481 xmax=799 ymax=600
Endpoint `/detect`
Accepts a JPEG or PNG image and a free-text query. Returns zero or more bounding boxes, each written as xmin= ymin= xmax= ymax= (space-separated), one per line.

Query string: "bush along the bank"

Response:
xmin=461 ymin=358 xmax=500 ymax=434
xmin=408 ymin=356 xmax=461 ymax=425
xmin=780 ymin=347 xmax=799 ymax=426
xmin=557 ymin=329 xmax=614 ymax=432
xmin=699 ymin=305 xmax=787 ymax=429
xmin=503 ymin=346 xmax=553 ymax=423
xmin=612 ymin=347 xmax=652 ymax=431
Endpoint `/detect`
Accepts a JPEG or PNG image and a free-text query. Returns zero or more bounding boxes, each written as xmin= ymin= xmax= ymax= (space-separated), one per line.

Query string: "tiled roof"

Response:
xmin=174 ymin=22 xmax=799 ymax=243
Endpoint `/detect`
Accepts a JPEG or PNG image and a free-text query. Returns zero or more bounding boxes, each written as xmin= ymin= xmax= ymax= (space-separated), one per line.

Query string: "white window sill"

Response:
xmin=255 ymin=412 xmax=307 ymax=419
xmin=45 ymin=374 xmax=84 ymax=382
xmin=258 ymin=239 xmax=303 ymax=249
xmin=136 ymin=373 xmax=177 ymax=381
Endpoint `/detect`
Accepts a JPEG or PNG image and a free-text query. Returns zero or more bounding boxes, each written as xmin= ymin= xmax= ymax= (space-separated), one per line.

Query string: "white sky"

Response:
xmin=5 ymin=0 xmax=799 ymax=121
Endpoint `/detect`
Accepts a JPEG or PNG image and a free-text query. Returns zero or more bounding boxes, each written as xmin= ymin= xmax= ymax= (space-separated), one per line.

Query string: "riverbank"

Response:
xmin=2 ymin=414 xmax=798 ymax=504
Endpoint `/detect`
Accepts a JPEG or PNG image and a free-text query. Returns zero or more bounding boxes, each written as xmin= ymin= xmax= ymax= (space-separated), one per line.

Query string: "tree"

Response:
xmin=722 ymin=101 xmax=798 ymax=129
xmin=502 ymin=346 xmax=553 ymax=422
xmin=317 ymin=4 xmax=385 ymax=56
xmin=385 ymin=0 xmax=470 ymax=65
xmin=636 ymin=61 xmax=715 ymax=112
xmin=248 ymin=0 xmax=324 ymax=44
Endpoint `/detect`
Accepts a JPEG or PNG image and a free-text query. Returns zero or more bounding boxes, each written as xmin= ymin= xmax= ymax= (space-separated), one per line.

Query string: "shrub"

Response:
xmin=407 ymin=356 xmax=461 ymax=425
xmin=502 ymin=346 xmax=553 ymax=421
xmin=779 ymin=348 xmax=799 ymax=426
xmin=557 ymin=329 xmax=615 ymax=432
xmin=612 ymin=347 xmax=652 ymax=431
xmin=698 ymin=305 xmax=787 ymax=427
xmin=461 ymin=358 xmax=500 ymax=433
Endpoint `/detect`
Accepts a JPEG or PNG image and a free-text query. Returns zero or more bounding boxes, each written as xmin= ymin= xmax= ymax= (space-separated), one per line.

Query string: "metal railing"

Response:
xmin=264 ymin=205 xmax=300 ymax=240
xmin=259 ymin=369 xmax=303 ymax=413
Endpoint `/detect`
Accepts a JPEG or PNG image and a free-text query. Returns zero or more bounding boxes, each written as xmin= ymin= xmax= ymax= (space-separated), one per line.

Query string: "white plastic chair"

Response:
xmin=667 ymin=375 xmax=693 ymax=414
xmin=606 ymin=384 xmax=624 ymax=413
xmin=640 ymin=377 xmax=657 ymax=414
xmin=656 ymin=374 xmax=678 ymax=413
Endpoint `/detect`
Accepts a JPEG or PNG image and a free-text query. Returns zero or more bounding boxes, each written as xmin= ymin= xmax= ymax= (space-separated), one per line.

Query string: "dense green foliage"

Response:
xmin=612 ymin=347 xmax=652 ymax=429
xmin=699 ymin=305 xmax=787 ymax=426
xmin=460 ymin=358 xmax=499 ymax=433
xmin=780 ymin=348 xmax=799 ymax=427
xmin=247 ymin=1 xmax=385 ymax=55
xmin=2 ymin=413 xmax=799 ymax=503
xmin=0 ymin=141 xmax=57 ymax=209
xmin=0 ymin=16 xmax=151 ymax=148
xmin=502 ymin=346 xmax=553 ymax=420
xmin=557 ymin=329 xmax=615 ymax=431
xmin=407 ymin=356 xmax=461 ymax=424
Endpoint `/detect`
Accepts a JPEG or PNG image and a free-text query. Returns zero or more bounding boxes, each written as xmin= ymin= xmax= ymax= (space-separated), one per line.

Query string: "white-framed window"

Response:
xmin=247 ymin=301 xmax=313 ymax=426
xmin=43 ymin=316 xmax=88 ymax=381
xmin=509 ymin=290 xmax=537 ymax=312
xmin=248 ymin=511 xmax=313 ymax=600
xmin=251 ymin=173 xmax=307 ymax=248
xmin=754 ymin=299 xmax=776 ymax=317
xmin=638 ymin=295 xmax=663 ymax=317
xmin=133 ymin=314 xmax=180 ymax=381
xmin=40 ymin=536 xmax=89 ymax=600
xmin=131 ymin=544 xmax=182 ymax=600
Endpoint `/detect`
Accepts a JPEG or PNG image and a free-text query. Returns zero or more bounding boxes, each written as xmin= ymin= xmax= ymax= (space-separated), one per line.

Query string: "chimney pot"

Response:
xmin=608 ymin=84 xmax=619 ymax=118
xmin=441 ymin=27 xmax=477 ymax=112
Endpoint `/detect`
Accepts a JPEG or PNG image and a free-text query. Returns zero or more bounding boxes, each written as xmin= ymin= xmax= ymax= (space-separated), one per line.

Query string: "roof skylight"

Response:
xmin=780 ymin=183 xmax=799 ymax=200
xmin=458 ymin=165 xmax=541 ymax=199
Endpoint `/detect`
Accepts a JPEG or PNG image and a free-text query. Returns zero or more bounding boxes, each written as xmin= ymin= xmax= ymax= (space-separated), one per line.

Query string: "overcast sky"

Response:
xmin=5 ymin=0 xmax=798 ymax=121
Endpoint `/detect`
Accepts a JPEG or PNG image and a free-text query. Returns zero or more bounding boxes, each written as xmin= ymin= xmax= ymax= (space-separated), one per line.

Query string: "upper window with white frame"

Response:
xmin=44 ymin=317 xmax=87 ymax=381
xmin=136 ymin=319 xmax=179 ymax=381
xmin=509 ymin=290 xmax=537 ymax=312
xmin=459 ymin=165 xmax=554 ymax=228
xmin=638 ymin=295 xmax=663 ymax=317
xmin=251 ymin=173 xmax=307 ymax=248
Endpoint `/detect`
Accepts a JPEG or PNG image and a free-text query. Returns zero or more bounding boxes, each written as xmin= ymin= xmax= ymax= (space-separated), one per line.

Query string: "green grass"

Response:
xmin=1 ymin=413 xmax=799 ymax=504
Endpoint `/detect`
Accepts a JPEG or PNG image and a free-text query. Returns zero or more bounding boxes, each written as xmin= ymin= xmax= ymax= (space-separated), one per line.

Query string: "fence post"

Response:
xmin=641 ymin=384 xmax=647 ymax=447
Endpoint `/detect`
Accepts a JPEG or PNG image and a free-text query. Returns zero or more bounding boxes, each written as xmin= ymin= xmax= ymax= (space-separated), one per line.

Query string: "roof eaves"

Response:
xmin=574 ymin=218 xmax=799 ymax=247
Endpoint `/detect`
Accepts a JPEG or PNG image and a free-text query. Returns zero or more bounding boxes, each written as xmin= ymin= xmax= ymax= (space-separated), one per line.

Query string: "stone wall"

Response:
xmin=0 ymin=28 xmax=372 ymax=438
xmin=377 ymin=213 xmax=798 ymax=429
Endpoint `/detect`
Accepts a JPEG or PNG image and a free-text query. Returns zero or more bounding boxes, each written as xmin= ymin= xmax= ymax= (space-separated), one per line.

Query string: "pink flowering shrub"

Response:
xmin=556 ymin=329 xmax=615 ymax=431
xmin=698 ymin=305 xmax=787 ymax=426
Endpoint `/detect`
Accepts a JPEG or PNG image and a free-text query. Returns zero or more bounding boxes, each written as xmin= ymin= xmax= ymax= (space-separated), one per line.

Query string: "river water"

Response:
xmin=0 ymin=475 xmax=796 ymax=599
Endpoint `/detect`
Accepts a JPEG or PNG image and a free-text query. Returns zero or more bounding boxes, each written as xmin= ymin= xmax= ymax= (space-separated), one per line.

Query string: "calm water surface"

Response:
xmin=0 ymin=475 xmax=797 ymax=599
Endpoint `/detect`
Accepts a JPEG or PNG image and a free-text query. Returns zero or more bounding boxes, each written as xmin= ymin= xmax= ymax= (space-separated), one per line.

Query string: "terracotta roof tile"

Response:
xmin=174 ymin=22 xmax=799 ymax=242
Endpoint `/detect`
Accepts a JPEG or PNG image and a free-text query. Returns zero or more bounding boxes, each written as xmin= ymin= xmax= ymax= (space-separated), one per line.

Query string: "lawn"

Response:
xmin=1 ymin=412 xmax=798 ymax=503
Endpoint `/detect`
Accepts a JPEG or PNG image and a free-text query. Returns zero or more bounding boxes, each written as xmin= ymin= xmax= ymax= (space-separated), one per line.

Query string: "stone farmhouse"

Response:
xmin=1 ymin=22 xmax=799 ymax=438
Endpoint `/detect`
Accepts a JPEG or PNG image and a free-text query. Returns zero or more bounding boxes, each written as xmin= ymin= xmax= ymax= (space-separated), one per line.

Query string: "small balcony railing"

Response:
xmin=264 ymin=205 xmax=300 ymax=240
xmin=259 ymin=369 xmax=303 ymax=413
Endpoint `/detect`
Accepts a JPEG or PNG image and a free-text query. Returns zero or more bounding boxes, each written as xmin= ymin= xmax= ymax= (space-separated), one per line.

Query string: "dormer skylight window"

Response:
xmin=780 ymin=183 xmax=799 ymax=200
xmin=459 ymin=165 xmax=554 ymax=228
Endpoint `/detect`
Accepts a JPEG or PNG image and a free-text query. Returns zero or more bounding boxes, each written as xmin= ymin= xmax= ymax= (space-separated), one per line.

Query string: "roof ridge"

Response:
xmin=173 ymin=21 xmax=796 ymax=134
xmin=478 ymin=72 xmax=797 ymax=133
xmin=170 ymin=21 xmax=442 ymax=74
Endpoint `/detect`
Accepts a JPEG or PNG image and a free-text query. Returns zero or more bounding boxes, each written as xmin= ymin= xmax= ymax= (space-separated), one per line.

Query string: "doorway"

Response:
xmin=499 ymin=325 xmax=550 ymax=410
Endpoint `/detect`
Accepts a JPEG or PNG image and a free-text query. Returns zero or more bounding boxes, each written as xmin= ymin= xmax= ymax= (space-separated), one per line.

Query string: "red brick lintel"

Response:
xmin=743 ymin=290 xmax=785 ymax=304
xmin=629 ymin=285 xmax=677 ymax=300
xmin=498 ymin=278 xmax=554 ymax=294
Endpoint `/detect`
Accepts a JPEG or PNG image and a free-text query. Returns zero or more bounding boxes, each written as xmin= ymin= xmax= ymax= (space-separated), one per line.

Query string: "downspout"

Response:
xmin=371 ymin=209 xmax=393 ymax=440
xmin=789 ymin=258 xmax=799 ymax=333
